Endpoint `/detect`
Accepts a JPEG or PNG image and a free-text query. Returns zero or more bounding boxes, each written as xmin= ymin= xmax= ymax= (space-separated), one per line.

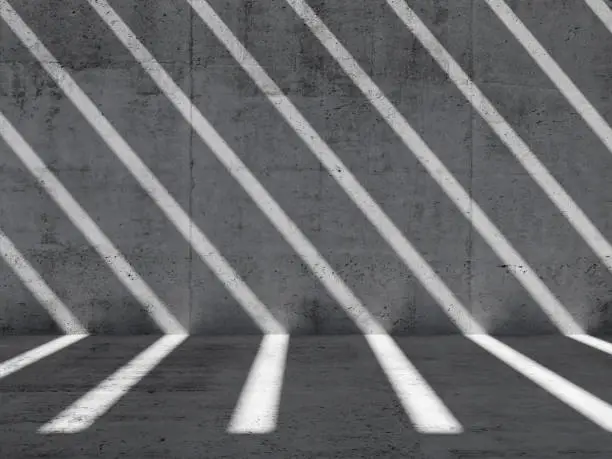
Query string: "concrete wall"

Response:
xmin=1 ymin=0 xmax=611 ymax=335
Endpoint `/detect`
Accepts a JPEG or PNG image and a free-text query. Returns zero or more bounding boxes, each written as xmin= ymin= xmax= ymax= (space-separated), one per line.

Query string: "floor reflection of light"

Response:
xmin=0 ymin=334 xmax=87 ymax=380
xmin=228 ymin=333 xmax=290 ymax=434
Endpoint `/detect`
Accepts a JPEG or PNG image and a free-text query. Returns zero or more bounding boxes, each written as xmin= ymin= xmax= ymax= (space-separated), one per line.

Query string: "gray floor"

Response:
xmin=1 ymin=335 xmax=612 ymax=458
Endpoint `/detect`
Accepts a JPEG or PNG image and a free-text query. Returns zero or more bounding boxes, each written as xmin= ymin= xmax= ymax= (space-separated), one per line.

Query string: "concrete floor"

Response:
xmin=0 ymin=336 xmax=611 ymax=458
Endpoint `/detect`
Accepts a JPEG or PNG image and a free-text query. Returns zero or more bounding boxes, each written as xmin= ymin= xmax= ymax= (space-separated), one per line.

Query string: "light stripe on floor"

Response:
xmin=365 ymin=333 xmax=463 ymax=434
xmin=227 ymin=333 xmax=290 ymax=434
xmin=569 ymin=334 xmax=612 ymax=355
xmin=469 ymin=334 xmax=612 ymax=431
xmin=38 ymin=334 xmax=187 ymax=434
xmin=0 ymin=334 xmax=87 ymax=380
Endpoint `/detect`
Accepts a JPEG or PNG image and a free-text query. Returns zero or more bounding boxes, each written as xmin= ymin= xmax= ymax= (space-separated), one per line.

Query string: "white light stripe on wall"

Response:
xmin=285 ymin=0 xmax=582 ymax=334
xmin=0 ymin=0 xmax=284 ymax=335
xmin=0 ymin=227 xmax=86 ymax=334
xmin=383 ymin=0 xmax=612 ymax=354
xmin=487 ymin=0 xmax=612 ymax=162
xmin=0 ymin=109 xmax=185 ymax=335
xmin=185 ymin=0 xmax=480 ymax=335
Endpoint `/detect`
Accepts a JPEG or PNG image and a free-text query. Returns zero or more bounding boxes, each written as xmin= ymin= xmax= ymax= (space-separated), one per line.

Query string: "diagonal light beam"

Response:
xmin=284 ymin=0 xmax=604 ymax=339
xmin=381 ymin=0 xmax=612 ymax=354
xmin=189 ymin=0 xmax=583 ymax=337
xmin=286 ymin=0 xmax=585 ymax=335
xmin=0 ymin=227 xmax=86 ymax=334
xmin=86 ymin=0 xmax=463 ymax=434
xmin=0 ymin=108 xmax=185 ymax=335
xmin=586 ymin=0 xmax=612 ymax=35
xmin=0 ymin=0 xmax=283 ymax=336
xmin=182 ymin=0 xmax=478 ymax=335
xmin=185 ymin=0 xmax=612 ymax=429
xmin=487 ymin=0 xmax=612 ymax=160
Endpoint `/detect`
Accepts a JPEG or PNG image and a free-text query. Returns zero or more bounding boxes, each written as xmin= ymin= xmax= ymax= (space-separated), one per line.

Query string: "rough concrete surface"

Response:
xmin=0 ymin=0 xmax=611 ymax=335
xmin=0 ymin=335 xmax=611 ymax=458
xmin=4 ymin=1 xmax=612 ymax=456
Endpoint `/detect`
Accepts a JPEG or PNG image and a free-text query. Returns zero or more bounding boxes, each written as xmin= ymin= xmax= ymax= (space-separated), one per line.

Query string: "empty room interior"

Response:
xmin=1 ymin=0 xmax=612 ymax=457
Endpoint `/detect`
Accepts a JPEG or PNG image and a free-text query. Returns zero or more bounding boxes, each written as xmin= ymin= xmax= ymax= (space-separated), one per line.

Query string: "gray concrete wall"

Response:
xmin=0 ymin=0 xmax=611 ymax=335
